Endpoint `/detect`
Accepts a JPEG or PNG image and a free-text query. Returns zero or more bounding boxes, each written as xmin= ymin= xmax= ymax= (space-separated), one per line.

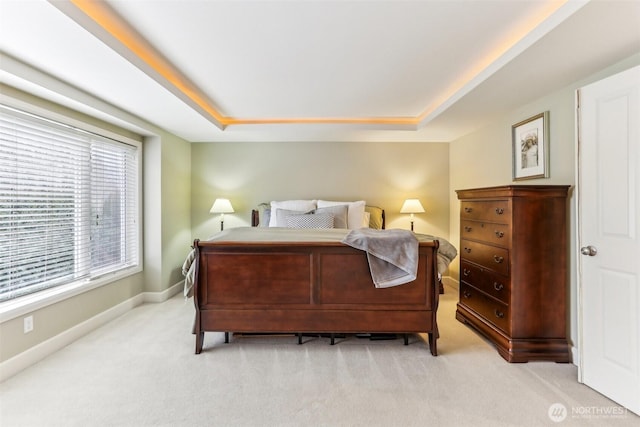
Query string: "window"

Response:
xmin=0 ymin=105 xmax=140 ymax=302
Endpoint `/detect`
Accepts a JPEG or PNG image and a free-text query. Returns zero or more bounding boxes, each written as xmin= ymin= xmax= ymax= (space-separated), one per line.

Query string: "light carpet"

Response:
xmin=0 ymin=284 xmax=637 ymax=427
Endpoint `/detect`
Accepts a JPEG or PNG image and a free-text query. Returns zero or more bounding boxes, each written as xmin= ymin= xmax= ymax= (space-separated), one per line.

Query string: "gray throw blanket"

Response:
xmin=342 ymin=228 xmax=418 ymax=288
xmin=418 ymin=233 xmax=458 ymax=276
xmin=182 ymin=247 xmax=197 ymax=298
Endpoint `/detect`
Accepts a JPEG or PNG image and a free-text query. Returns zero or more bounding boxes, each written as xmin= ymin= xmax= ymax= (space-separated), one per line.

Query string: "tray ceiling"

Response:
xmin=1 ymin=0 xmax=639 ymax=142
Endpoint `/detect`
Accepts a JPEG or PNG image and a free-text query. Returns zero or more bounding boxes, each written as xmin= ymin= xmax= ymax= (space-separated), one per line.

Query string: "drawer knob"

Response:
xmin=493 ymin=255 xmax=504 ymax=263
xmin=495 ymin=208 xmax=504 ymax=215
xmin=464 ymin=226 xmax=472 ymax=232
xmin=463 ymin=268 xmax=471 ymax=277
xmin=464 ymin=207 xmax=473 ymax=213
xmin=463 ymin=290 xmax=472 ymax=299
xmin=493 ymin=282 xmax=504 ymax=291
xmin=494 ymin=309 xmax=505 ymax=319
xmin=494 ymin=230 xmax=504 ymax=238
xmin=464 ymin=247 xmax=471 ymax=253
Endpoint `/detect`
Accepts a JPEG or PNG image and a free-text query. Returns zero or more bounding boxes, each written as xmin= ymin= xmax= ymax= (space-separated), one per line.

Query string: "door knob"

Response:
xmin=580 ymin=245 xmax=598 ymax=256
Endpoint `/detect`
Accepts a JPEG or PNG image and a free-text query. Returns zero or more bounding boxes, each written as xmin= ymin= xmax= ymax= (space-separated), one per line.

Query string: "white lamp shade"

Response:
xmin=400 ymin=199 xmax=425 ymax=214
xmin=210 ymin=198 xmax=234 ymax=214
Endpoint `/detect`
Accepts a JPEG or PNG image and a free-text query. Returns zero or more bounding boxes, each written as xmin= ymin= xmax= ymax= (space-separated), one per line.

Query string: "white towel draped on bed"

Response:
xmin=342 ymin=228 xmax=419 ymax=288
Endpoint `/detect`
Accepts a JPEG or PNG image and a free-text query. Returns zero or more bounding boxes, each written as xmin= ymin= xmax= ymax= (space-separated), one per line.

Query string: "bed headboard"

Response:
xmin=251 ymin=210 xmax=260 ymax=227
xmin=251 ymin=207 xmax=385 ymax=229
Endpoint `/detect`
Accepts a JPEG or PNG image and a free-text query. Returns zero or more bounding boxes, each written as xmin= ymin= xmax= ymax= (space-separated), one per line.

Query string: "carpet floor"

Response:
xmin=0 ymin=284 xmax=637 ymax=426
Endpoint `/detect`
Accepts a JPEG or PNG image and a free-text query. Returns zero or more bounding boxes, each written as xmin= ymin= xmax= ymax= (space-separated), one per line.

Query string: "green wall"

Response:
xmin=190 ymin=141 xmax=451 ymax=243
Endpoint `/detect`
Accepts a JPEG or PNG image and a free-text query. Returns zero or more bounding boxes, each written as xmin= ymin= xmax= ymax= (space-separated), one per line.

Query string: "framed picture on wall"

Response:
xmin=512 ymin=111 xmax=549 ymax=180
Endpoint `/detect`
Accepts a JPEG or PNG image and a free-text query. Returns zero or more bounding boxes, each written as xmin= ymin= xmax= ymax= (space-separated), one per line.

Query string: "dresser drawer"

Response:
xmin=461 ymin=201 xmax=511 ymax=222
xmin=461 ymin=220 xmax=510 ymax=247
xmin=460 ymin=260 xmax=510 ymax=303
xmin=460 ymin=283 xmax=510 ymax=333
xmin=460 ymin=239 xmax=509 ymax=276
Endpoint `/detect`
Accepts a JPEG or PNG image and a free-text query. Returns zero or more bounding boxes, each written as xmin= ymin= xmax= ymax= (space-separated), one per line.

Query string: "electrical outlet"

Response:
xmin=23 ymin=315 xmax=34 ymax=334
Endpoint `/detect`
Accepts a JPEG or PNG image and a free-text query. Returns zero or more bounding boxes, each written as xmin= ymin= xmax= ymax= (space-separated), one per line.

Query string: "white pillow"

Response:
xmin=269 ymin=200 xmax=317 ymax=227
xmin=317 ymin=200 xmax=366 ymax=229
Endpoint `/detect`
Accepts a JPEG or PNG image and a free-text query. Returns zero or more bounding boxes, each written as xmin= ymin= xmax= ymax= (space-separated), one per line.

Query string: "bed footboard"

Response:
xmin=192 ymin=239 xmax=440 ymax=356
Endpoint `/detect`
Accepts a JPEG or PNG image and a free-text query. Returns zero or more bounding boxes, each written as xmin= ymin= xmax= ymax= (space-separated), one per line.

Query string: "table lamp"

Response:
xmin=400 ymin=199 xmax=425 ymax=231
xmin=210 ymin=198 xmax=234 ymax=230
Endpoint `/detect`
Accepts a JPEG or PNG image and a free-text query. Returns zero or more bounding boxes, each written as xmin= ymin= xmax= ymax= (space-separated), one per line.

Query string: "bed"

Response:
xmin=184 ymin=200 xmax=457 ymax=357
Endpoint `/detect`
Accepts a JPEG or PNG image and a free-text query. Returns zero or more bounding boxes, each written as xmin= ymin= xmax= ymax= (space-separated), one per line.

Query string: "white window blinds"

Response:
xmin=0 ymin=105 xmax=140 ymax=302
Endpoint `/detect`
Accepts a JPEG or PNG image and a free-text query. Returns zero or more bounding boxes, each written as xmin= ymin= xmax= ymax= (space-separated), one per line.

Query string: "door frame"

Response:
xmin=575 ymin=87 xmax=585 ymax=382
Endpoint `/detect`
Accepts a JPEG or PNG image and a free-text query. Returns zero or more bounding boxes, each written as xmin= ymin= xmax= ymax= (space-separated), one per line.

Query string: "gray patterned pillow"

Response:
xmin=313 ymin=205 xmax=348 ymax=228
xmin=275 ymin=208 xmax=311 ymax=227
xmin=286 ymin=213 xmax=334 ymax=229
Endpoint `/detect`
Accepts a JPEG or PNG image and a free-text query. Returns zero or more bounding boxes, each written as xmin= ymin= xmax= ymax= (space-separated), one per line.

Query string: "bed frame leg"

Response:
xmin=330 ymin=333 xmax=335 ymax=345
xmin=195 ymin=331 xmax=204 ymax=354
xmin=404 ymin=334 xmax=409 ymax=345
xmin=298 ymin=333 xmax=302 ymax=345
xmin=224 ymin=332 xmax=229 ymax=343
xmin=428 ymin=332 xmax=438 ymax=356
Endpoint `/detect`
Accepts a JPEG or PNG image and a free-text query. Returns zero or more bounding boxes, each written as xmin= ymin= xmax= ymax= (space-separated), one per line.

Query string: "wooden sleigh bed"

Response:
xmin=190 ymin=230 xmax=441 ymax=356
xmin=186 ymin=200 xmax=454 ymax=357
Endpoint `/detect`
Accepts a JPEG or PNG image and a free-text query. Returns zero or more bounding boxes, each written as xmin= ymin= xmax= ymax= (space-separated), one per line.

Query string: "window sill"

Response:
xmin=0 ymin=266 xmax=142 ymax=323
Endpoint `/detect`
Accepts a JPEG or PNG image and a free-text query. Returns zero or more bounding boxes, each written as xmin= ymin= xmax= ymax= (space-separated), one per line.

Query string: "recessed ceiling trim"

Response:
xmin=417 ymin=0 xmax=588 ymax=128
xmin=229 ymin=116 xmax=417 ymax=126
xmin=55 ymin=0 xmax=585 ymax=133
xmin=59 ymin=0 xmax=227 ymax=130
xmin=64 ymin=0 xmax=420 ymax=131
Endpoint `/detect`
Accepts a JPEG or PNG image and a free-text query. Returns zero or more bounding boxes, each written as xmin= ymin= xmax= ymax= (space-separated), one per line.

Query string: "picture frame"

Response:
xmin=512 ymin=111 xmax=549 ymax=180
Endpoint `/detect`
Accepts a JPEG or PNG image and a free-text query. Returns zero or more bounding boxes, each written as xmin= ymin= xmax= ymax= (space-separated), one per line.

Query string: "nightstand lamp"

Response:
xmin=210 ymin=198 xmax=234 ymax=231
xmin=400 ymin=199 xmax=425 ymax=231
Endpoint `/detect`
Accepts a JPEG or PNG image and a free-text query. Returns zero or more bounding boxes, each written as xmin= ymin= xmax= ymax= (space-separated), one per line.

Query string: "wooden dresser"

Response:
xmin=455 ymin=185 xmax=571 ymax=363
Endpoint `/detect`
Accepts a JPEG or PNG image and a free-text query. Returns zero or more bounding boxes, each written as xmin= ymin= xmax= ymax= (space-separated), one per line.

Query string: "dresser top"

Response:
xmin=456 ymin=185 xmax=570 ymax=199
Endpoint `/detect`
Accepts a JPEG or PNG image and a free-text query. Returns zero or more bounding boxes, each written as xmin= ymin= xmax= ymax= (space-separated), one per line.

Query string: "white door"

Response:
xmin=578 ymin=65 xmax=640 ymax=415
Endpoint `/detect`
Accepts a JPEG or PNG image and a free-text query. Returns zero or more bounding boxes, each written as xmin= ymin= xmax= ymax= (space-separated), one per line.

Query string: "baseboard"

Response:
xmin=442 ymin=276 xmax=458 ymax=292
xmin=0 ymin=282 xmax=184 ymax=383
xmin=142 ymin=280 xmax=183 ymax=303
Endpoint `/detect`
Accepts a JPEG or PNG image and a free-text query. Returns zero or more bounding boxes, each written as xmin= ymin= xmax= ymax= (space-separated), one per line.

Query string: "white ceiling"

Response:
xmin=1 ymin=0 xmax=639 ymax=143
